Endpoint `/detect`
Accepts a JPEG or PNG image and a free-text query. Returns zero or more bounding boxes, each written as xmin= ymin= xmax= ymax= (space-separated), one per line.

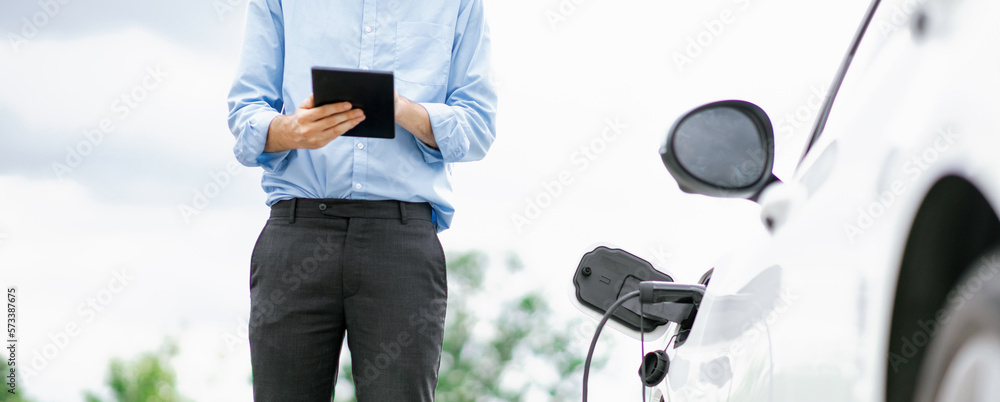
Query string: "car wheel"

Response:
xmin=914 ymin=249 xmax=1000 ymax=402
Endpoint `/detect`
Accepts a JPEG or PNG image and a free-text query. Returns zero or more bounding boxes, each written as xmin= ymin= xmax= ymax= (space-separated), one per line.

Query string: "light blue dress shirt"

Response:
xmin=227 ymin=0 xmax=497 ymax=231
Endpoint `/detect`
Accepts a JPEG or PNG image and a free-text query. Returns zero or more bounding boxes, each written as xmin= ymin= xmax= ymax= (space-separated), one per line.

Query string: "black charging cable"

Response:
xmin=639 ymin=296 xmax=647 ymax=402
xmin=582 ymin=290 xmax=639 ymax=402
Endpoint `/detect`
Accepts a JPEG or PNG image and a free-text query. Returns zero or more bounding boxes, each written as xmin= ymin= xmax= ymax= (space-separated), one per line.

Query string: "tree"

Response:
xmin=335 ymin=250 xmax=607 ymax=401
xmin=83 ymin=339 xmax=188 ymax=402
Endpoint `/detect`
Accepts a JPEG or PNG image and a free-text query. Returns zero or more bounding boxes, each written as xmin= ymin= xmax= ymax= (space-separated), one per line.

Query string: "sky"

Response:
xmin=0 ymin=0 xmax=872 ymax=400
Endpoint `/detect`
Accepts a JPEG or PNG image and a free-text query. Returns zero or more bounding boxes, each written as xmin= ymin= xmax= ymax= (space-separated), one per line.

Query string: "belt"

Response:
xmin=270 ymin=198 xmax=433 ymax=225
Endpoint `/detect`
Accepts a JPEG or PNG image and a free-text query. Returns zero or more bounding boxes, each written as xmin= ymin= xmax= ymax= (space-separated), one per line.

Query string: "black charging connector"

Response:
xmin=583 ymin=281 xmax=708 ymax=401
xmin=639 ymin=282 xmax=706 ymax=305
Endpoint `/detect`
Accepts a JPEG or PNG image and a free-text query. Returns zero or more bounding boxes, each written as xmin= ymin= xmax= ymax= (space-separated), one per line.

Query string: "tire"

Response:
xmin=913 ymin=249 xmax=1000 ymax=402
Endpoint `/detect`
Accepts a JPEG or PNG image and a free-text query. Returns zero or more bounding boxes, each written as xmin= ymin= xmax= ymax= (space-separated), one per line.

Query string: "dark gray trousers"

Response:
xmin=248 ymin=198 xmax=447 ymax=401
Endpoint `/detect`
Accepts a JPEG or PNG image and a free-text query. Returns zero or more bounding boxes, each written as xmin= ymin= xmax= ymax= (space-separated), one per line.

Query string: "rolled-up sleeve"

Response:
xmin=418 ymin=0 xmax=498 ymax=164
xmin=226 ymin=0 xmax=290 ymax=172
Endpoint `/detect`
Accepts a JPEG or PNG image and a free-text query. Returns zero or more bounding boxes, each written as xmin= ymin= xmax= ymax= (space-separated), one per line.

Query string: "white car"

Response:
xmin=573 ymin=0 xmax=1000 ymax=401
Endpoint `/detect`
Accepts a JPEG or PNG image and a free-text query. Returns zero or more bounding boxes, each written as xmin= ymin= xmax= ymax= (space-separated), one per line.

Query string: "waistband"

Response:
xmin=270 ymin=198 xmax=433 ymax=224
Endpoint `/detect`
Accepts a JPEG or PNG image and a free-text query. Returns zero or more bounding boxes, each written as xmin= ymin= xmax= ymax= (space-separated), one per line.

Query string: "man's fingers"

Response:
xmin=298 ymin=101 xmax=353 ymax=125
xmin=322 ymin=114 xmax=366 ymax=138
xmin=314 ymin=108 xmax=365 ymax=130
xmin=301 ymin=114 xmax=365 ymax=148
xmin=297 ymin=94 xmax=349 ymax=115
xmin=314 ymin=102 xmax=354 ymax=117
xmin=295 ymin=113 xmax=365 ymax=149
xmin=290 ymin=106 xmax=364 ymax=148
xmin=297 ymin=108 xmax=363 ymax=139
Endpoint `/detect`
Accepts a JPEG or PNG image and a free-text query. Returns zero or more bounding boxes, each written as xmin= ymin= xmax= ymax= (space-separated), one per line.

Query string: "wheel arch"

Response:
xmin=885 ymin=175 xmax=1000 ymax=402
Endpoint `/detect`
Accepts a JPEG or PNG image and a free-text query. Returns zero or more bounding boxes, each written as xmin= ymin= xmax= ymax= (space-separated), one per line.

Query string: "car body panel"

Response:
xmin=658 ymin=0 xmax=1000 ymax=400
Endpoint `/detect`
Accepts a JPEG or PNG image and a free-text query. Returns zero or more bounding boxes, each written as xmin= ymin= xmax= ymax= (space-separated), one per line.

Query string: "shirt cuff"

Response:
xmin=237 ymin=109 xmax=290 ymax=173
xmin=420 ymin=102 xmax=470 ymax=164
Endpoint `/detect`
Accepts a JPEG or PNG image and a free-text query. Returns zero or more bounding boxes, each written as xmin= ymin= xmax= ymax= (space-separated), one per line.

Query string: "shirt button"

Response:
xmin=365 ymin=26 xmax=372 ymax=33
xmin=318 ymin=203 xmax=327 ymax=211
xmin=357 ymin=143 xmax=365 ymax=150
xmin=355 ymin=183 xmax=363 ymax=190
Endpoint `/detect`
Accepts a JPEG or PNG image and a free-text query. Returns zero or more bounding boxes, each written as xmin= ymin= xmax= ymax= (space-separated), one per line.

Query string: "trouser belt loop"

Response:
xmin=399 ymin=201 xmax=408 ymax=225
xmin=288 ymin=198 xmax=297 ymax=224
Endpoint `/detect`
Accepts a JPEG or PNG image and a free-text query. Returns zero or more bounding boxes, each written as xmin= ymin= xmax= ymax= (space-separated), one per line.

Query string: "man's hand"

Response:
xmin=394 ymin=90 xmax=436 ymax=149
xmin=264 ymin=94 xmax=365 ymax=152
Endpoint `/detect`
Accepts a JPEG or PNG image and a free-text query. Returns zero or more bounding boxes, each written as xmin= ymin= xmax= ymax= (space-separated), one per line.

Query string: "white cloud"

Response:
xmin=0 ymin=27 xmax=260 ymax=207
xmin=0 ymin=174 xmax=266 ymax=400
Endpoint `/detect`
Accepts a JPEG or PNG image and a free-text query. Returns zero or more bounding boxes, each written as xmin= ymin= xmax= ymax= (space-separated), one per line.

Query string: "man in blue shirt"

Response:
xmin=226 ymin=0 xmax=497 ymax=400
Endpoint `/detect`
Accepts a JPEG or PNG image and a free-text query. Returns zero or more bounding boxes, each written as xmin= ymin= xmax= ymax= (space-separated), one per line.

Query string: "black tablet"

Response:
xmin=311 ymin=67 xmax=395 ymax=139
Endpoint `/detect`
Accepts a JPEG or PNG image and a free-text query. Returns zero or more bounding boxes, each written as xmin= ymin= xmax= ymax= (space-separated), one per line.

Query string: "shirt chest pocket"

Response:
xmin=394 ymin=22 xmax=453 ymax=86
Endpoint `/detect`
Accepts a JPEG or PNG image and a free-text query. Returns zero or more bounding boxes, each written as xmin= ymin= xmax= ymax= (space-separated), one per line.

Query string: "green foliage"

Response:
xmin=0 ymin=360 xmax=33 ymax=402
xmin=447 ymin=251 xmax=489 ymax=291
xmin=335 ymin=250 xmax=605 ymax=402
xmin=84 ymin=339 xmax=188 ymax=402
